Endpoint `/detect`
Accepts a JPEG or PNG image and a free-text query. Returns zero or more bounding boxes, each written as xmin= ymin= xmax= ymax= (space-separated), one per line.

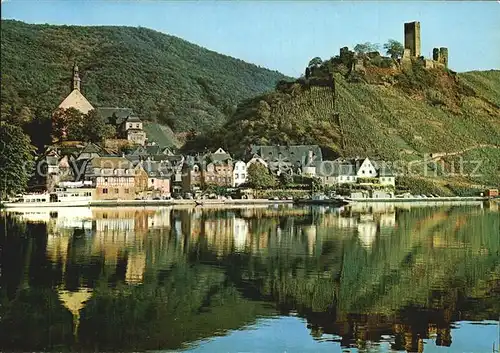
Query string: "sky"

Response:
xmin=1 ymin=1 xmax=499 ymax=77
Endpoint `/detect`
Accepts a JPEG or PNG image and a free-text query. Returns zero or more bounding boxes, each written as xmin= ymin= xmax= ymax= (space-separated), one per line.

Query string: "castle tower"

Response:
xmin=439 ymin=47 xmax=448 ymax=67
xmin=72 ymin=63 xmax=81 ymax=91
xmin=404 ymin=21 xmax=421 ymax=57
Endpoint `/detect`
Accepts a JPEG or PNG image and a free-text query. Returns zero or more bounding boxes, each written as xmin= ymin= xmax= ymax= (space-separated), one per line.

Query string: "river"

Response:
xmin=0 ymin=202 xmax=499 ymax=352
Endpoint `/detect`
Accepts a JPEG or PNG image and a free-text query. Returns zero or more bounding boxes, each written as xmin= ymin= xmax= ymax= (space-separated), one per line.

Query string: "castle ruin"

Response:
xmin=404 ymin=21 xmax=421 ymax=57
xmin=403 ymin=21 xmax=448 ymax=69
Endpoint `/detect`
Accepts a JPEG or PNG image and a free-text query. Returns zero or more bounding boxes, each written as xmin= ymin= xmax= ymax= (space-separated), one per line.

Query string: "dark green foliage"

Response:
xmin=247 ymin=163 xmax=277 ymax=189
xmin=82 ymin=110 xmax=115 ymax=142
xmin=1 ymin=20 xmax=289 ymax=133
xmin=383 ymin=39 xmax=404 ymax=59
xmin=308 ymin=57 xmax=323 ymax=68
xmin=52 ymin=108 xmax=114 ymax=142
xmin=0 ymin=123 xmax=36 ymax=198
xmin=353 ymin=42 xmax=380 ymax=54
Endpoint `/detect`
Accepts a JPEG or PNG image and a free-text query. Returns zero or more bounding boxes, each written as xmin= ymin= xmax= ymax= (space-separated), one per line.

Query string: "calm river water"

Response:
xmin=0 ymin=202 xmax=499 ymax=353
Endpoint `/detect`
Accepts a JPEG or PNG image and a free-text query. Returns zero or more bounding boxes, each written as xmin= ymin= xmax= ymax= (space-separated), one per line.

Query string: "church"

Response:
xmin=55 ymin=64 xmax=147 ymax=146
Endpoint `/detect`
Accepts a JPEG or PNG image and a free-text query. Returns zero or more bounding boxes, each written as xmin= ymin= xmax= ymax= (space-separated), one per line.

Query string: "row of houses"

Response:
xmin=38 ymin=142 xmax=395 ymax=200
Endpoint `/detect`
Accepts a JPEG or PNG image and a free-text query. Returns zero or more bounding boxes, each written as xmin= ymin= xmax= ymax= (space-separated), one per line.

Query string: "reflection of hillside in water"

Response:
xmin=1 ymin=203 xmax=498 ymax=352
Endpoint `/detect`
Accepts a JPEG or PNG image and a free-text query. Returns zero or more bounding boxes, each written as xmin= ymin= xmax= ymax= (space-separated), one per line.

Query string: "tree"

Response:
xmin=0 ymin=122 xmax=36 ymax=198
xmin=353 ymin=42 xmax=380 ymax=54
xmin=82 ymin=109 xmax=115 ymax=142
xmin=308 ymin=57 xmax=323 ymax=68
xmin=247 ymin=163 xmax=277 ymax=189
xmin=279 ymin=172 xmax=293 ymax=188
xmin=384 ymin=39 xmax=404 ymax=59
xmin=51 ymin=107 xmax=84 ymax=141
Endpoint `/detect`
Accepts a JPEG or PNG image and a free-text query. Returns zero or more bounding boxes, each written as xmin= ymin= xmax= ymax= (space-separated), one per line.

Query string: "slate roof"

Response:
xmin=250 ymin=145 xmax=323 ymax=165
xmin=130 ymin=145 xmax=175 ymax=157
xmin=79 ymin=142 xmax=103 ymax=154
xmin=373 ymin=161 xmax=395 ymax=177
xmin=125 ymin=116 xmax=142 ymax=123
xmin=206 ymin=150 xmax=232 ymax=162
xmin=89 ymin=157 xmax=135 ymax=170
xmin=96 ymin=107 xmax=134 ymax=125
xmin=142 ymin=161 xmax=171 ymax=178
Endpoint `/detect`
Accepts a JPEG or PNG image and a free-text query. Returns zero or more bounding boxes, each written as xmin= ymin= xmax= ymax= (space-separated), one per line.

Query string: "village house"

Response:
xmin=249 ymin=145 xmax=323 ymax=176
xmin=38 ymin=150 xmax=76 ymax=192
xmin=133 ymin=163 xmax=149 ymax=195
xmin=203 ymin=148 xmax=233 ymax=188
xmin=120 ymin=116 xmax=147 ymax=145
xmin=125 ymin=145 xmax=182 ymax=194
xmin=181 ymin=157 xmax=203 ymax=193
xmin=81 ymin=156 xmax=136 ymax=200
xmin=232 ymin=160 xmax=247 ymax=187
xmin=318 ymin=157 xmax=395 ymax=187
xmin=141 ymin=160 xmax=171 ymax=196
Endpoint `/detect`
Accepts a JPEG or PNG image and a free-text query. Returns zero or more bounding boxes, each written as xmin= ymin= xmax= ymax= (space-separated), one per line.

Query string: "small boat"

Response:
xmin=2 ymin=188 xmax=93 ymax=209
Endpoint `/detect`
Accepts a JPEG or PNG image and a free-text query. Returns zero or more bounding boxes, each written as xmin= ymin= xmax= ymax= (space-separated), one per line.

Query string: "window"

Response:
xmin=114 ymin=188 xmax=119 ymax=193
xmin=103 ymin=188 xmax=108 ymax=194
xmin=241 ymin=174 xmax=246 ymax=179
xmin=151 ymin=179 xmax=155 ymax=183
xmin=125 ymin=188 xmax=129 ymax=194
xmin=104 ymin=178 xmax=108 ymax=183
xmin=135 ymin=124 xmax=140 ymax=128
xmin=362 ymin=170 xmax=365 ymax=174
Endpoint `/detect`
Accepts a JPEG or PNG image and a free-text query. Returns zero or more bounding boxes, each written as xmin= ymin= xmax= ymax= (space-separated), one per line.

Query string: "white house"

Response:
xmin=356 ymin=158 xmax=378 ymax=179
xmin=232 ymin=160 xmax=247 ymax=187
xmin=317 ymin=157 xmax=395 ymax=187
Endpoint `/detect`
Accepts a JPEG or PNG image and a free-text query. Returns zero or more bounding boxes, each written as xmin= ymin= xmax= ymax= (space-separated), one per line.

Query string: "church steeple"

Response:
xmin=72 ymin=63 xmax=81 ymax=91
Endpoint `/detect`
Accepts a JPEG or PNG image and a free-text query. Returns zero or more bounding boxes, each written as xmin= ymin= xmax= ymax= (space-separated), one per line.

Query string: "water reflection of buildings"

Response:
xmin=40 ymin=207 xmax=173 ymax=285
xmin=6 ymin=203 xmax=498 ymax=352
xmin=306 ymin=314 xmax=454 ymax=353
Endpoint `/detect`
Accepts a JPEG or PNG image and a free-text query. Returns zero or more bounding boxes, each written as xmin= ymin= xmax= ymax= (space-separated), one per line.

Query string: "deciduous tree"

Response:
xmin=0 ymin=122 xmax=36 ymax=198
xmin=247 ymin=163 xmax=277 ymax=189
xmin=353 ymin=42 xmax=380 ymax=54
xmin=384 ymin=39 xmax=404 ymax=59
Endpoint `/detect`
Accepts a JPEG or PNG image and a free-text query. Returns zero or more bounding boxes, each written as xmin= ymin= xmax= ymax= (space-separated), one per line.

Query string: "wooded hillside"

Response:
xmin=1 ymin=20 xmax=288 ymax=133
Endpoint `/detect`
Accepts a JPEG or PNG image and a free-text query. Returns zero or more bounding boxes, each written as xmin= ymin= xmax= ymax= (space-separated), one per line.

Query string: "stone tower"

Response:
xmin=72 ymin=63 xmax=81 ymax=91
xmin=439 ymin=47 xmax=448 ymax=67
xmin=432 ymin=47 xmax=449 ymax=68
xmin=404 ymin=21 xmax=421 ymax=57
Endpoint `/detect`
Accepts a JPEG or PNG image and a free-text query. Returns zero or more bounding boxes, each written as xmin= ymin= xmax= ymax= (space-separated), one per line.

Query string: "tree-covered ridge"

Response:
xmin=0 ymin=20 xmax=289 ymax=133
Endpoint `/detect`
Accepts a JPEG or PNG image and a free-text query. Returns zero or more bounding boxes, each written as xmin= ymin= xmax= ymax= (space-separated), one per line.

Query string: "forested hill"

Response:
xmin=0 ymin=20 xmax=289 ymax=132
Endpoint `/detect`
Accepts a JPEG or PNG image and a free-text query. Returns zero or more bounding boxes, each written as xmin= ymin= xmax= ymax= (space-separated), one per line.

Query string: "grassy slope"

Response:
xmin=142 ymin=122 xmax=181 ymax=148
xmin=211 ymin=69 xmax=500 ymax=187
xmin=0 ymin=20 xmax=288 ymax=133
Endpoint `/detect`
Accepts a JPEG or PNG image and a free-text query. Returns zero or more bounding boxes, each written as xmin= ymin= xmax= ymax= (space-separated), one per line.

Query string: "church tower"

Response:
xmin=72 ymin=63 xmax=81 ymax=91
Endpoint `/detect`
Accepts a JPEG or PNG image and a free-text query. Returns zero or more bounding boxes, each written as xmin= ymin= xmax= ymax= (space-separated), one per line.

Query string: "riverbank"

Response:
xmin=89 ymin=198 xmax=294 ymax=207
xmin=346 ymin=196 xmax=491 ymax=203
